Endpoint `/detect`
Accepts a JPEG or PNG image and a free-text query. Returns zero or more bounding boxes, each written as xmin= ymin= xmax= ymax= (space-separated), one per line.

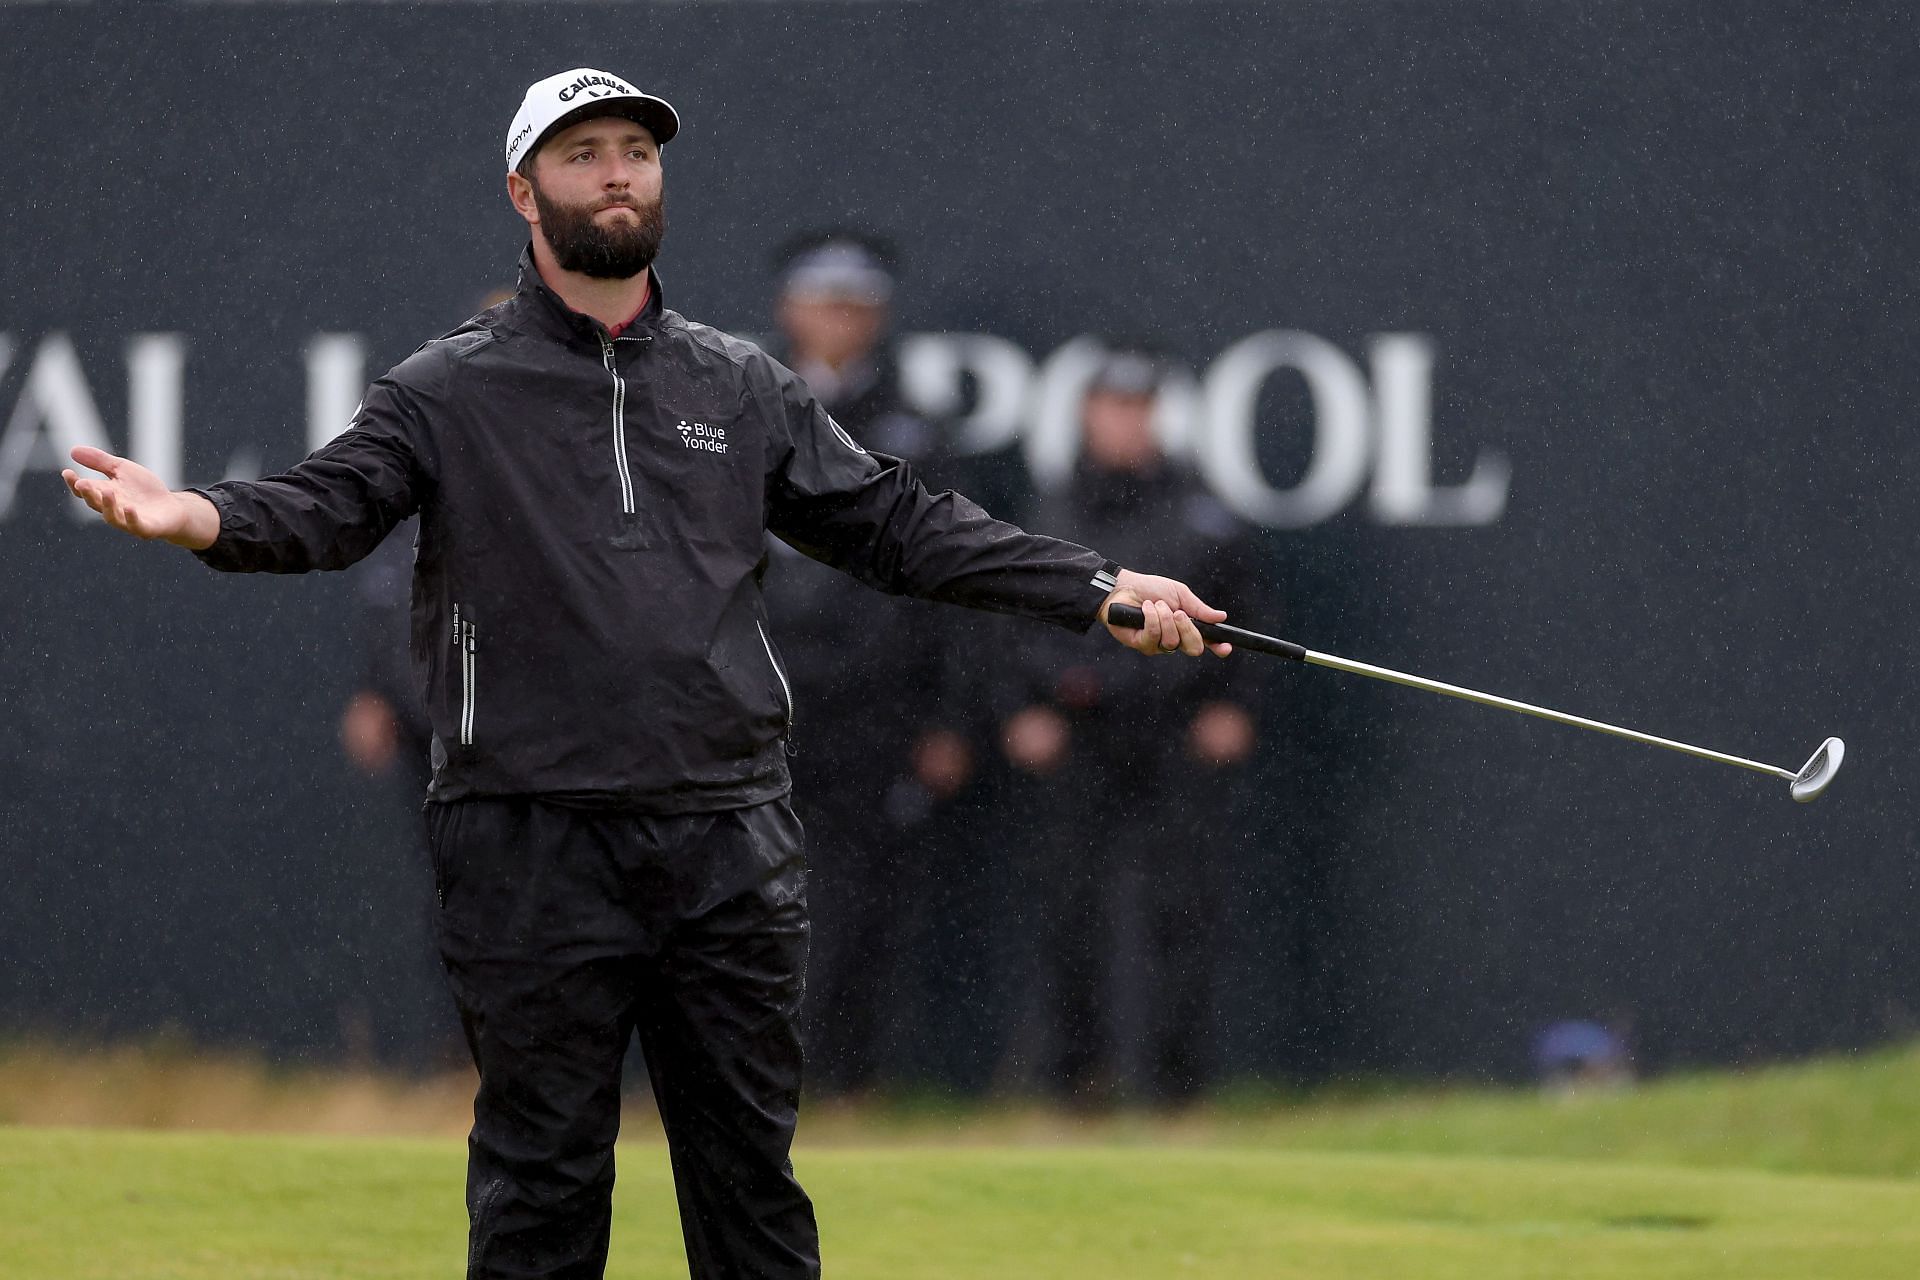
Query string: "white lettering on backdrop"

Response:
xmin=0 ymin=333 xmax=113 ymax=521
xmin=0 ymin=328 xmax=1508 ymax=528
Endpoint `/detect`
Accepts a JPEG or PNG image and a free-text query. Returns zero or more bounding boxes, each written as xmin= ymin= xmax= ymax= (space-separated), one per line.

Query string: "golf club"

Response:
xmin=1104 ymin=603 xmax=1845 ymax=802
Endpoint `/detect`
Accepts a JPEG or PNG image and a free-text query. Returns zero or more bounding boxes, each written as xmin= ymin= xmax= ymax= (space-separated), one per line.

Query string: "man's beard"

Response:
xmin=532 ymin=183 xmax=667 ymax=280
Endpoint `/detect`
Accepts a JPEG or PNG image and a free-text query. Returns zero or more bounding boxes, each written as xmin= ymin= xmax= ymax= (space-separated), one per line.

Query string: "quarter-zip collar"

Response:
xmin=513 ymin=244 xmax=665 ymax=349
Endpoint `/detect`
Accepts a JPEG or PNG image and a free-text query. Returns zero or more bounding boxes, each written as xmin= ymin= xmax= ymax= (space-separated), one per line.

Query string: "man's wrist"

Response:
xmin=1087 ymin=559 xmax=1125 ymax=627
xmin=166 ymin=490 xmax=222 ymax=551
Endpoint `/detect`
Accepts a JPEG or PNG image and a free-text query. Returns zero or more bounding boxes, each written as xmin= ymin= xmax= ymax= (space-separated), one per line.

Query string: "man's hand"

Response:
xmin=62 ymin=446 xmax=220 ymax=549
xmin=913 ymin=728 xmax=975 ymax=799
xmin=341 ymin=691 xmax=402 ymax=776
xmin=1099 ymin=568 xmax=1232 ymax=658
xmin=1189 ymin=701 xmax=1257 ymax=766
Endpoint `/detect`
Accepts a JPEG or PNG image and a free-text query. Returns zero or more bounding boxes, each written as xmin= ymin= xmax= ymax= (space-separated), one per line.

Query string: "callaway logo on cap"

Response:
xmin=505 ymin=68 xmax=681 ymax=174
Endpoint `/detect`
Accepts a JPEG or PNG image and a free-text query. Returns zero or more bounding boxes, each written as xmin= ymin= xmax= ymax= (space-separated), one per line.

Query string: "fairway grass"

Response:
xmin=5 ymin=1126 xmax=1919 ymax=1279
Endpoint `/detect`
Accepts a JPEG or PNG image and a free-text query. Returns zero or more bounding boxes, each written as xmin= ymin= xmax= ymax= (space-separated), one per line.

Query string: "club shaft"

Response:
xmin=1104 ymin=603 xmax=1795 ymax=780
xmin=1302 ymin=648 xmax=1796 ymax=780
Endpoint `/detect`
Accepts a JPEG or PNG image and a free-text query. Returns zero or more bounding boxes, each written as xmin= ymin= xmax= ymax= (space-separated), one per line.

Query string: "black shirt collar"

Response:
xmin=514 ymin=244 xmax=665 ymax=346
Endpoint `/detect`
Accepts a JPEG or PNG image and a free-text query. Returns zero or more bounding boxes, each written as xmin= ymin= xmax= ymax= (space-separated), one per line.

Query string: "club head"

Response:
xmin=1789 ymin=737 xmax=1845 ymax=803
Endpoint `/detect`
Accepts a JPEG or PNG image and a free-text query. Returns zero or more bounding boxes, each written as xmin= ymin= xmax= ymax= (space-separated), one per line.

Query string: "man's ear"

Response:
xmin=506 ymin=170 xmax=540 ymax=228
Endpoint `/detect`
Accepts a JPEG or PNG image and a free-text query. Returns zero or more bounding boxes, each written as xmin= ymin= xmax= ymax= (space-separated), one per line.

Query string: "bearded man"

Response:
xmin=61 ymin=68 xmax=1232 ymax=1280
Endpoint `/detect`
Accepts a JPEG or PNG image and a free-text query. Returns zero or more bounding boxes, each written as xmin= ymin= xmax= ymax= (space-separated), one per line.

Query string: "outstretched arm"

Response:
xmin=64 ymin=376 xmax=433 ymax=575
xmin=63 ymin=446 xmax=221 ymax=549
xmin=761 ymin=358 xmax=1233 ymax=657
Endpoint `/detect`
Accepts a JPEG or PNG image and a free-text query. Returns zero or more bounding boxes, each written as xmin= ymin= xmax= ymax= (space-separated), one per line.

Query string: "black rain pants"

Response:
xmin=426 ymin=796 xmax=819 ymax=1280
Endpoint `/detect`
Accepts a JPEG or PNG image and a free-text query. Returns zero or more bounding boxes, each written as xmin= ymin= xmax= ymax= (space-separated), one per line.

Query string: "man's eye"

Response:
xmin=570 ymin=151 xmax=593 ymax=163
xmin=629 ymin=149 xmax=650 ymax=161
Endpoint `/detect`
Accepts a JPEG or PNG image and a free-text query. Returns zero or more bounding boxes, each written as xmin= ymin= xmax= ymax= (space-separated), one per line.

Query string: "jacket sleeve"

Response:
xmin=758 ymin=356 xmax=1114 ymax=633
xmin=188 ymin=375 xmax=434 ymax=575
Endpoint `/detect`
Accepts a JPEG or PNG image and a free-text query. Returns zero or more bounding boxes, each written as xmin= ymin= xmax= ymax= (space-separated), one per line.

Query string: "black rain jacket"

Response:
xmin=192 ymin=250 xmax=1115 ymax=812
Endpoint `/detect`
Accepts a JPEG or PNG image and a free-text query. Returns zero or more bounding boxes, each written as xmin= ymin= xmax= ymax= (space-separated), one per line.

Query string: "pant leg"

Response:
xmin=1149 ymin=764 xmax=1248 ymax=1097
xmin=896 ymin=782 xmax=999 ymax=1091
xmin=634 ymin=799 xmax=820 ymax=1280
xmin=1104 ymin=818 xmax=1155 ymax=1099
xmin=429 ymin=799 xmax=639 ymax=1280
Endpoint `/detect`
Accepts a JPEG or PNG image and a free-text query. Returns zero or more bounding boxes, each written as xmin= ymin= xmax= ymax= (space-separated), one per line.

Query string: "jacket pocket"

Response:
xmin=755 ymin=620 xmax=794 ymax=730
xmin=452 ymin=604 xmax=477 ymax=746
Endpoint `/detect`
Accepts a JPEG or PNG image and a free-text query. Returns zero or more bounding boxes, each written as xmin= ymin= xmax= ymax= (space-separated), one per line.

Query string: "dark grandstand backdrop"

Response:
xmin=2 ymin=1 xmax=1913 ymax=1081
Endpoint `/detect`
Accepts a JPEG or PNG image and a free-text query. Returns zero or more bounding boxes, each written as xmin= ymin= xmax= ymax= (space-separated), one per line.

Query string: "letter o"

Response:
xmin=1198 ymin=330 xmax=1370 ymax=527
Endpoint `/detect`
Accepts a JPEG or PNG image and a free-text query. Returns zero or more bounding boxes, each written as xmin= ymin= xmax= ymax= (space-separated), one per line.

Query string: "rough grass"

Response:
xmin=4 ymin=1127 xmax=1919 ymax=1279
xmin=8 ymin=1038 xmax=1920 ymax=1180
xmin=800 ymin=1041 xmax=1920 ymax=1179
xmin=1217 ymin=1043 xmax=1920 ymax=1179
xmin=0 ymin=1039 xmax=476 ymax=1137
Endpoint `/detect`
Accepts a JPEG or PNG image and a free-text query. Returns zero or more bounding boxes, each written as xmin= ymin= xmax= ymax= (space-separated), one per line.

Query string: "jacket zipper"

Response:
xmin=454 ymin=604 xmax=476 ymax=746
xmin=599 ymin=333 xmax=636 ymax=514
xmin=756 ymin=620 xmax=794 ymax=730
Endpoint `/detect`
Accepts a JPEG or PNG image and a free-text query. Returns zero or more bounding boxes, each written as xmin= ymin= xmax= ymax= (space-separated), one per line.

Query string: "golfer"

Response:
xmin=62 ymin=68 xmax=1231 ymax=1280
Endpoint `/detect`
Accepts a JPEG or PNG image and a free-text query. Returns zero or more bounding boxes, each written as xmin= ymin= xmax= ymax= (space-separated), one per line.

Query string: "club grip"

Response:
xmin=1102 ymin=603 xmax=1307 ymax=661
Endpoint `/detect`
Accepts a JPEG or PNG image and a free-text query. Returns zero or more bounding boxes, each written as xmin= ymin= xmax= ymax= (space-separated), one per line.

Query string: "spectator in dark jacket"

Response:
xmin=336 ymin=286 xmax=518 ymax=1074
xmin=759 ymin=230 xmax=980 ymax=1093
xmin=996 ymin=340 xmax=1263 ymax=1102
xmin=332 ymin=517 xmax=448 ymax=1069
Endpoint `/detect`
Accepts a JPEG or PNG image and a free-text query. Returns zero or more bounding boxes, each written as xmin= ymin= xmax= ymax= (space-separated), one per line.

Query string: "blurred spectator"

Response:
xmin=760 ymin=231 xmax=980 ymax=1093
xmin=994 ymin=340 xmax=1262 ymax=1102
xmin=334 ymin=512 xmax=450 ymax=1071
xmin=341 ymin=522 xmax=432 ymax=792
xmin=332 ymin=287 xmax=513 ymax=1071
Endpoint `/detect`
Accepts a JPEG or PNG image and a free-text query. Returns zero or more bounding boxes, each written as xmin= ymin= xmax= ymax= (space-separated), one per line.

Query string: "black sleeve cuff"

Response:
xmin=184 ymin=485 xmax=244 ymax=570
xmin=1074 ymin=558 xmax=1123 ymax=631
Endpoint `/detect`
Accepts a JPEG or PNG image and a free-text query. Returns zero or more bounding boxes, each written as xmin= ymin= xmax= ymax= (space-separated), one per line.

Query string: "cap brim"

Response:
xmin=523 ymin=96 xmax=680 ymax=170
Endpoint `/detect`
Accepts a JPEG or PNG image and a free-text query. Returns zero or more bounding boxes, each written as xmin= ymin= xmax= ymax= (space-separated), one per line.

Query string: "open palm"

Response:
xmin=62 ymin=445 xmax=211 ymax=546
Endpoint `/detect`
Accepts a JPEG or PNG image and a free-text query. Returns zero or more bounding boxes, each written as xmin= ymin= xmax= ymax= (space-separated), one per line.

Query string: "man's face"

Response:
xmin=776 ymin=293 xmax=888 ymax=370
xmin=512 ymin=116 xmax=666 ymax=279
xmin=1081 ymin=388 xmax=1162 ymax=472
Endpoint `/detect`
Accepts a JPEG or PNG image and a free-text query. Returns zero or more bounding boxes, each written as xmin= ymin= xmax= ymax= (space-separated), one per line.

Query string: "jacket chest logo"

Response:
xmin=676 ymin=419 xmax=728 ymax=455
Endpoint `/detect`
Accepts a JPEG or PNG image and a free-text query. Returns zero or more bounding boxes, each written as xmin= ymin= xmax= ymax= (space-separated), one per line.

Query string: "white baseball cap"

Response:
xmin=505 ymin=68 xmax=680 ymax=174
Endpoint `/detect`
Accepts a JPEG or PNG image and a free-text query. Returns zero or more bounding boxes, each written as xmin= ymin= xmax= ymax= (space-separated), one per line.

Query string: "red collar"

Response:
xmin=532 ymin=256 xmax=652 ymax=338
xmin=605 ymin=279 xmax=651 ymax=338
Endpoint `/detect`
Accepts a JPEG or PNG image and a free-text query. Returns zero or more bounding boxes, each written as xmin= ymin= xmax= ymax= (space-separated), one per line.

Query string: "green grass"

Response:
xmin=804 ymin=1042 xmax=1920 ymax=1179
xmin=7 ymin=1042 xmax=1920 ymax=1277
xmin=4 ymin=1128 xmax=1919 ymax=1278
xmin=1213 ymin=1041 xmax=1920 ymax=1179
